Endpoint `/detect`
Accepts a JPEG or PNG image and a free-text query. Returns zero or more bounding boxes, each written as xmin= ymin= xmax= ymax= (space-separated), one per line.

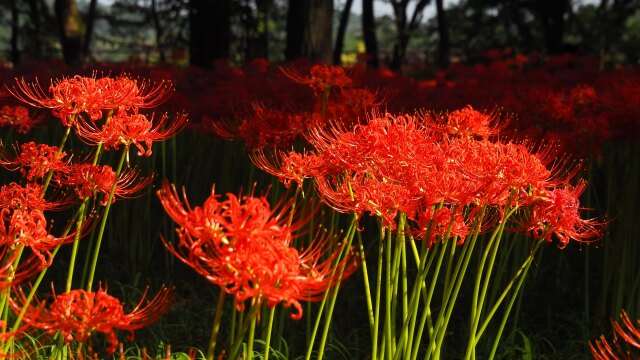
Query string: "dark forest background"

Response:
xmin=0 ymin=0 xmax=639 ymax=72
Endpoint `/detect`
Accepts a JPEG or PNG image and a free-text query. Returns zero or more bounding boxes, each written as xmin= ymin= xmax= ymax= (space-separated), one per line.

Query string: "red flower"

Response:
xmin=11 ymin=285 xmax=173 ymax=355
xmin=252 ymin=108 xmax=601 ymax=246
xmin=9 ymin=75 xmax=173 ymax=125
xmin=208 ymin=105 xmax=307 ymax=149
xmin=590 ymin=310 xmax=640 ymax=360
xmin=526 ymin=181 xmax=603 ymax=247
xmin=0 ymin=105 xmax=39 ymax=133
xmin=281 ymin=64 xmax=352 ymax=95
xmin=429 ymin=105 xmax=505 ymax=139
xmin=157 ymin=181 xmax=358 ymax=319
xmin=74 ymin=111 xmax=188 ymax=156
xmin=0 ymin=182 xmax=64 ymax=212
xmin=58 ymin=164 xmax=153 ymax=205
xmin=0 ymin=142 xmax=69 ymax=181
xmin=0 ymin=183 xmax=76 ymax=267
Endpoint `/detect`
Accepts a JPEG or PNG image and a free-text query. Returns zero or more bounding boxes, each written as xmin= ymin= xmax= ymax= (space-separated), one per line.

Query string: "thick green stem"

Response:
xmin=373 ymin=225 xmax=385 ymax=360
xmin=246 ymin=310 xmax=258 ymax=360
xmin=206 ymin=291 xmax=226 ymax=360
xmin=263 ymin=306 xmax=277 ymax=360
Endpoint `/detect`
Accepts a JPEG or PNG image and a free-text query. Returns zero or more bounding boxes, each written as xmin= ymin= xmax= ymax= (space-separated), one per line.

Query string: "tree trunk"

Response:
xmin=362 ymin=0 xmax=379 ymax=68
xmin=434 ymin=0 xmax=449 ymax=68
xmin=10 ymin=0 xmax=20 ymax=65
xmin=27 ymin=0 xmax=45 ymax=59
xmin=285 ymin=0 xmax=333 ymax=63
xmin=55 ymin=0 xmax=84 ymax=67
xmin=333 ymin=0 xmax=354 ymax=65
xmin=151 ymin=0 xmax=166 ymax=63
xmin=539 ymin=0 xmax=569 ymax=54
xmin=389 ymin=0 xmax=430 ymax=71
xmin=246 ymin=0 xmax=272 ymax=60
xmin=82 ymin=0 xmax=97 ymax=59
xmin=189 ymin=0 xmax=231 ymax=68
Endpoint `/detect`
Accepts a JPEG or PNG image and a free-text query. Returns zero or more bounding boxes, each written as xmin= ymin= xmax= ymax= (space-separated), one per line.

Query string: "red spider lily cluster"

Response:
xmin=3 ymin=56 xmax=636 ymax=157
xmin=9 ymin=74 xmax=186 ymax=155
xmin=11 ymin=285 xmax=173 ymax=354
xmin=254 ymin=107 xmax=602 ymax=248
xmin=0 ymin=73 xmax=184 ymax=356
xmin=157 ymin=181 xmax=359 ymax=320
xmin=0 ymin=55 xmax=622 ymax=357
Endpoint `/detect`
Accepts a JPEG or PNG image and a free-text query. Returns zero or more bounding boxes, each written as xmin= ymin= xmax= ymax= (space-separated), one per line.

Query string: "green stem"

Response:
xmin=384 ymin=227 xmax=394 ymax=360
xmin=228 ymin=301 xmax=260 ymax=360
xmin=85 ymin=146 xmax=129 ymax=291
xmin=304 ymin=215 xmax=357 ymax=360
xmin=316 ymin=218 xmax=358 ymax=360
xmin=65 ymin=198 xmax=90 ymax=293
xmin=263 ymin=306 xmax=277 ymax=360
xmin=373 ymin=225 xmax=385 ymax=360
xmin=206 ymin=290 xmax=226 ymax=360
xmin=246 ymin=309 xmax=258 ymax=360
xmin=423 ymin=206 xmax=486 ymax=360
xmin=465 ymin=206 xmax=517 ymax=360
xmin=479 ymin=239 xmax=545 ymax=356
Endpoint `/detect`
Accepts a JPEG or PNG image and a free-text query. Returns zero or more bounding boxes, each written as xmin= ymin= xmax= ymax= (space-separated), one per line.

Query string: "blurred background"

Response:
xmin=0 ymin=0 xmax=638 ymax=72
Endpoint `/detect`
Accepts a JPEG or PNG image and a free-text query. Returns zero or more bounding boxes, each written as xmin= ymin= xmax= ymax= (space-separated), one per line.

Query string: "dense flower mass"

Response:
xmin=11 ymin=286 xmax=173 ymax=354
xmin=253 ymin=107 xmax=602 ymax=246
xmin=157 ymin=181 xmax=358 ymax=319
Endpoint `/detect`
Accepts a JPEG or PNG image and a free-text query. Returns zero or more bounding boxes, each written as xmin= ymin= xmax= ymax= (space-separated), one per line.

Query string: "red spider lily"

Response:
xmin=590 ymin=310 xmax=640 ymax=360
xmin=0 ymin=207 xmax=68 ymax=267
xmin=324 ymin=88 xmax=383 ymax=127
xmin=314 ymin=173 xmax=420 ymax=227
xmin=280 ymin=64 xmax=352 ymax=95
xmin=0 ymin=105 xmax=39 ymax=133
xmin=426 ymin=105 xmax=506 ymax=140
xmin=11 ymin=285 xmax=173 ymax=355
xmin=207 ymin=105 xmax=308 ymax=149
xmin=73 ymin=111 xmax=188 ymax=156
xmin=157 ymin=181 xmax=358 ymax=319
xmin=250 ymin=149 xmax=328 ymax=188
xmin=0 ymin=182 xmax=67 ymax=212
xmin=0 ymin=183 xmax=79 ymax=267
xmin=93 ymin=75 xmax=174 ymax=111
xmin=58 ymin=164 xmax=153 ymax=205
xmin=526 ymin=181 xmax=603 ymax=247
xmin=8 ymin=75 xmax=173 ymax=125
xmin=0 ymin=141 xmax=69 ymax=181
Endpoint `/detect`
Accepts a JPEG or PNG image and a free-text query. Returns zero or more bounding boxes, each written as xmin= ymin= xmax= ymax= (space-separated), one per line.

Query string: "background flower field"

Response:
xmin=0 ymin=53 xmax=638 ymax=359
